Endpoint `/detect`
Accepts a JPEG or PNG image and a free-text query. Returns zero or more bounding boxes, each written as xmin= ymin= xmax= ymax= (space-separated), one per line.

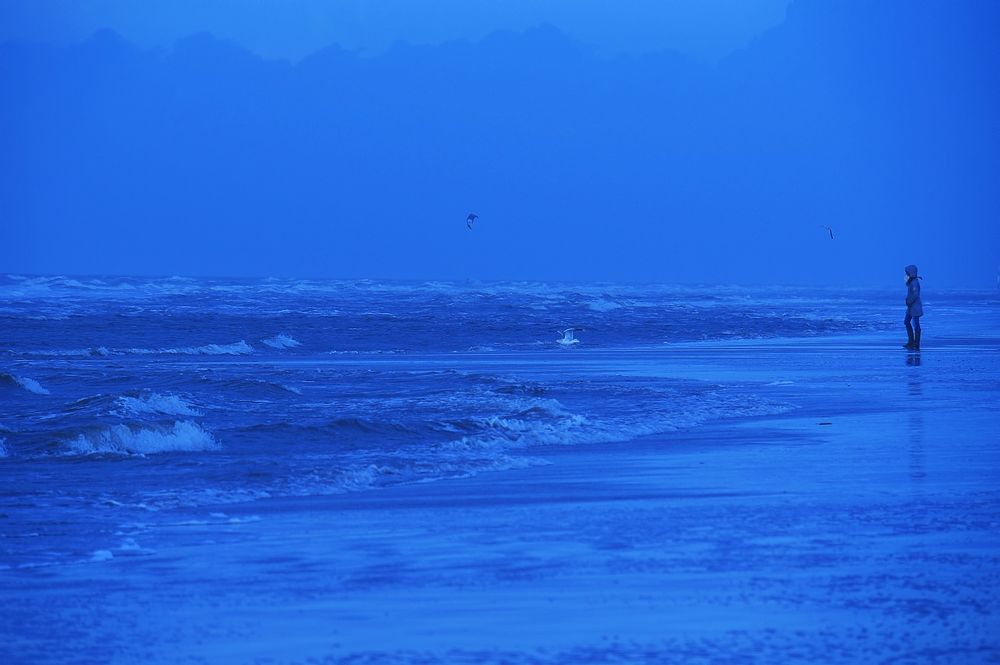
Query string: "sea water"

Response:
xmin=0 ymin=274 xmax=993 ymax=571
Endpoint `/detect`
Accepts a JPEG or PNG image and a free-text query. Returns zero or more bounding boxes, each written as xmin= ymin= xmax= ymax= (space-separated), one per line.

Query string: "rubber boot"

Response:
xmin=903 ymin=326 xmax=915 ymax=349
xmin=913 ymin=330 xmax=921 ymax=351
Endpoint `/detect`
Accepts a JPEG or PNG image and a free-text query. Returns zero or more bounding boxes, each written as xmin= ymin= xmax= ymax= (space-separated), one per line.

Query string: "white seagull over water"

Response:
xmin=557 ymin=328 xmax=584 ymax=346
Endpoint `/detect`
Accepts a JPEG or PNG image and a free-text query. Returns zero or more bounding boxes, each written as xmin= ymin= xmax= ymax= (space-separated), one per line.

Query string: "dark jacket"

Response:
xmin=905 ymin=265 xmax=923 ymax=317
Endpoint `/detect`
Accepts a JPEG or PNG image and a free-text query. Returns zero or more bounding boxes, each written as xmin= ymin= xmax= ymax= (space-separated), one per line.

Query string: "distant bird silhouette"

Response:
xmin=466 ymin=213 xmax=479 ymax=230
xmin=819 ymin=225 xmax=835 ymax=240
xmin=557 ymin=328 xmax=584 ymax=346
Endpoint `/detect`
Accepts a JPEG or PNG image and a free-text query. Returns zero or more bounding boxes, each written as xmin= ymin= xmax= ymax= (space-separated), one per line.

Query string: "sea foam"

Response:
xmin=66 ymin=421 xmax=219 ymax=455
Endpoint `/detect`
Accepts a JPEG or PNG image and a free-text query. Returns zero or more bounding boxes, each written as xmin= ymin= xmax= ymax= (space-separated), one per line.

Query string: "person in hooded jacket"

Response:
xmin=903 ymin=264 xmax=923 ymax=350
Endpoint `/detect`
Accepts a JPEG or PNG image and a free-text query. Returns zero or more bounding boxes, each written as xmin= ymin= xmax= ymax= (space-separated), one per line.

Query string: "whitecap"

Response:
xmin=117 ymin=538 xmax=154 ymax=556
xmin=127 ymin=340 xmax=254 ymax=356
xmin=21 ymin=349 xmax=85 ymax=357
xmin=588 ymin=298 xmax=622 ymax=312
xmin=208 ymin=513 xmax=260 ymax=524
xmin=227 ymin=515 xmax=261 ymax=524
xmin=1 ymin=373 xmax=50 ymax=395
xmin=116 ymin=393 xmax=201 ymax=417
xmin=66 ymin=421 xmax=219 ymax=456
xmin=261 ymin=334 xmax=301 ymax=350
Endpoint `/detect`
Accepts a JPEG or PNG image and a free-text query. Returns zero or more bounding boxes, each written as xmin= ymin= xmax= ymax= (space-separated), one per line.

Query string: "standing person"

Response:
xmin=903 ymin=264 xmax=923 ymax=350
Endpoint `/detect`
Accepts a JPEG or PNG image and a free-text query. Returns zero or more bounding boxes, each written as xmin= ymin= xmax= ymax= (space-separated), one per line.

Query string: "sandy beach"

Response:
xmin=3 ymin=331 xmax=998 ymax=664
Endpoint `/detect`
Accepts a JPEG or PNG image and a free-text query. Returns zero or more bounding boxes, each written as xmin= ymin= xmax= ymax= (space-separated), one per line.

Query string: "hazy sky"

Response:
xmin=0 ymin=0 xmax=792 ymax=61
xmin=1 ymin=0 xmax=997 ymax=286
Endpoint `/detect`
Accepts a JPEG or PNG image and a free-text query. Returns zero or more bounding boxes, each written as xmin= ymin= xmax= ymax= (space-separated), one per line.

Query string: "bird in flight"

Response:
xmin=557 ymin=328 xmax=584 ymax=346
xmin=466 ymin=213 xmax=479 ymax=230
xmin=819 ymin=225 xmax=835 ymax=240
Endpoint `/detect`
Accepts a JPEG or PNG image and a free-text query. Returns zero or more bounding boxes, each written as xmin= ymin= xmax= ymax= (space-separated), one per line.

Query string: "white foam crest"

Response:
xmin=66 ymin=421 xmax=219 ymax=456
xmin=23 ymin=342 xmax=251 ymax=357
xmin=446 ymin=412 xmax=596 ymax=452
xmin=262 ymin=334 xmax=301 ymax=349
xmin=116 ymin=393 xmax=201 ymax=417
xmin=1 ymin=373 xmax=50 ymax=395
xmin=128 ymin=340 xmax=254 ymax=356
xmin=20 ymin=347 xmax=111 ymax=357
xmin=442 ymin=391 xmax=793 ymax=454
xmin=588 ymin=298 xmax=622 ymax=312
xmin=335 ymin=464 xmax=393 ymax=492
xmin=117 ymin=538 xmax=155 ymax=555
xmin=326 ymin=349 xmax=404 ymax=355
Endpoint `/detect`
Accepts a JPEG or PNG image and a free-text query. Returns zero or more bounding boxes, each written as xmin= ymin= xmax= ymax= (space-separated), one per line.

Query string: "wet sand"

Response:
xmin=3 ymin=335 xmax=1000 ymax=664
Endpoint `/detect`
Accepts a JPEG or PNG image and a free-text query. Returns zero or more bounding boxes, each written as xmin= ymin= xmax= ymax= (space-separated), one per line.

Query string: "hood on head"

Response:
xmin=905 ymin=265 xmax=919 ymax=277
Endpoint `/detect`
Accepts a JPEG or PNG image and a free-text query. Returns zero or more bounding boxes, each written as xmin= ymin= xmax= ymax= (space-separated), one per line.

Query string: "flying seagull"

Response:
xmin=819 ymin=225 xmax=835 ymax=240
xmin=557 ymin=328 xmax=584 ymax=346
xmin=466 ymin=213 xmax=479 ymax=230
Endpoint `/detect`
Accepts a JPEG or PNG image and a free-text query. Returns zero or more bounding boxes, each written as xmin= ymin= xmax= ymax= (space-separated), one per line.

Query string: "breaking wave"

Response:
xmin=65 ymin=421 xmax=219 ymax=456
xmin=16 ymin=342 xmax=252 ymax=357
xmin=587 ymin=298 xmax=622 ymax=312
xmin=128 ymin=341 xmax=254 ymax=356
xmin=1 ymin=373 xmax=50 ymax=395
xmin=262 ymin=334 xmax=301 ymax=349
xmin=18 ymin=347 xmax=111 ymax=358
xmin=433 ymin=390 xmax=792 ymax=456
xmin=116 ymin=393 xmax=201 ymax=417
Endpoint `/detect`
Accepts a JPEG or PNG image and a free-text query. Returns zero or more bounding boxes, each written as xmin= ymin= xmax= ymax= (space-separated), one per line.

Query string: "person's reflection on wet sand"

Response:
xmin=907 ymin=354 xmax=925 ymax=482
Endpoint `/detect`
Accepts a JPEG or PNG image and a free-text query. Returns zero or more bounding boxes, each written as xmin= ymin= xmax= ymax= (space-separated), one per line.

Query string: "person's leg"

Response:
xmin=913 ymin=315 xmax=921 ymax=349
xmin=904 ymin=312 xmax=914 ymax=348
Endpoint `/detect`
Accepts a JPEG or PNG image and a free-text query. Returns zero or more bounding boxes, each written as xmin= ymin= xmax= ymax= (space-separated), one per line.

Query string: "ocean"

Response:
xmin=0 ymin=277 xmax=924 ymax=559
xmin=0 ymin=277 xmax=990 ymax=543
xmin=0 ymin=275 xmax=988 ymax=570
